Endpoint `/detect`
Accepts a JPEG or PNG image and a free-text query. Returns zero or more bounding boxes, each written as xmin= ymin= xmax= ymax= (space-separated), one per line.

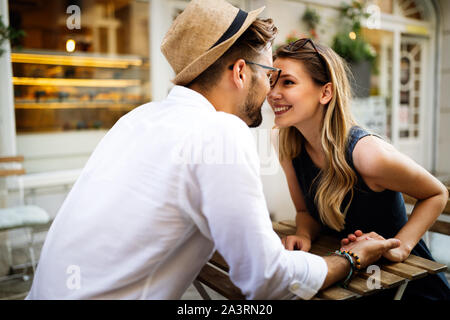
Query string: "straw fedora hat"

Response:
xmin=161 ymin=0 xmax=265 ymax=86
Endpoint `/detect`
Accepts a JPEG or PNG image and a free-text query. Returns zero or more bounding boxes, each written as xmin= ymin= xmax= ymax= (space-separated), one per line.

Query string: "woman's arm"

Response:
xmin=271 ymin=128 xmax=321 ymax=250
xmin=353 ymin=135 xmax=449 ymax=261
xmin=280 ymin=157 xmax=322 ymax=249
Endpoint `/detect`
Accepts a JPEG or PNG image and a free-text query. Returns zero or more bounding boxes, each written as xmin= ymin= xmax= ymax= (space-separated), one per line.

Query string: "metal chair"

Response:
xmin=0 ymin=156 xmax=50 ymax=281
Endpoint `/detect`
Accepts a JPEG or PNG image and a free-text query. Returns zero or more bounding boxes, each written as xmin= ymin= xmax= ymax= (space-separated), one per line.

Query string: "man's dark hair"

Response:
xmin=188 ymin=18 xmax=278 ymax=91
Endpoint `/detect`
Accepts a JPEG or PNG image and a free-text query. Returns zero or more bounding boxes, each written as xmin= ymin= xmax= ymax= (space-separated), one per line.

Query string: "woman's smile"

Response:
xmin=273 ymin=104 xmax=293 ymax=116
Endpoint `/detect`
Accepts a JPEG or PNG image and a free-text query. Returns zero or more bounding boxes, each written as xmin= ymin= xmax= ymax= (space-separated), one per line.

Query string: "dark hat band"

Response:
xmin=210 ymin=9 xmax=248 ymax=49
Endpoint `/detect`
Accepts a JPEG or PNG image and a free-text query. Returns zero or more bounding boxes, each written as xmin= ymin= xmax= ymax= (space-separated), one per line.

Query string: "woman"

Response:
xmin=268 ymin=38 xmax=450 ymax=300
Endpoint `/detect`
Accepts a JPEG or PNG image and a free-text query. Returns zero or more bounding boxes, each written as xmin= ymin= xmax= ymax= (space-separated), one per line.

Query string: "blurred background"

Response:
xmin=0 ymin=0 xmax=449 ymax=299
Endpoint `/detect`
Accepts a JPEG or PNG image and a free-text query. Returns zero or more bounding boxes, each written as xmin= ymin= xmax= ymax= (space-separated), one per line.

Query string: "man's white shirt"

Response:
xmin=26 ymin=86 xmax=327 ymax=300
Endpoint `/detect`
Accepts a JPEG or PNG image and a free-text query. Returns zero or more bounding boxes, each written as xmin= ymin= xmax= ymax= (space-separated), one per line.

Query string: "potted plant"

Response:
xmin=332 ymin=0 xmax=376 ymax=98
xmin=0 ymin=15 xmax=25 ymax=57
xmin=302 ymin=7 xmax=321 ymax=40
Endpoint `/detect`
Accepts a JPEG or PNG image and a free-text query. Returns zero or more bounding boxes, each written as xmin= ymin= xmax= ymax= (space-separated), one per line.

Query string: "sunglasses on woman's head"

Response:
xmin=286 ymin=38 xmax=329 ymax=80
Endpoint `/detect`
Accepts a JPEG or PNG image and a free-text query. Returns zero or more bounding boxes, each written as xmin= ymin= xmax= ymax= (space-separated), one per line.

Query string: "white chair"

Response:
xmin=0 ymin=156 xmax=50 ymax=281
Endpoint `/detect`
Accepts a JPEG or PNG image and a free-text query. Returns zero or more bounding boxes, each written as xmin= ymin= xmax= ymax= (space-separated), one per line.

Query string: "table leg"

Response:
xmin=193 ymin=280 xmax=212 ymax=300
xmin=393 ymin=279 xmax=409 ymax=300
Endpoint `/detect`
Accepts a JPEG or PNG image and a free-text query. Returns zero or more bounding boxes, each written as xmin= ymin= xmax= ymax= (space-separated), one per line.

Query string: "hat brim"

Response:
xmin=172 ymin=6 xmax=265 ymax=86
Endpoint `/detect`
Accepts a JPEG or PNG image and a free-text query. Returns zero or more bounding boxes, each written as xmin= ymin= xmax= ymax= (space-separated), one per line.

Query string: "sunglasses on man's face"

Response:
xmin=228 ymin=61 xmax=282 ymax=88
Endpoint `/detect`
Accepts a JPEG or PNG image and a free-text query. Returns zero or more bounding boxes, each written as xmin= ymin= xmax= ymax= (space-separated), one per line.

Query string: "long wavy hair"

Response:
xmin=275 ymin=39 xmax=358 ymax=232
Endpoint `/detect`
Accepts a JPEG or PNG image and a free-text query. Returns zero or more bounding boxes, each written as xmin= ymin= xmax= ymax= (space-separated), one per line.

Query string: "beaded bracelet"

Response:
xmin=342 ymin=250 xmax=362 ymax=270
xmin=331 ymin=250 xmax=360 ymax=288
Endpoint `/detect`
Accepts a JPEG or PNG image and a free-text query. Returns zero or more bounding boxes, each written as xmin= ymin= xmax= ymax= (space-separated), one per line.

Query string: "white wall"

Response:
xmin=266 ymin=0 xmax=339 ymax=47
xmin=150 ymin=0 xmax=174 ymax=102
xmin=437 ymin=0 xmax=450 ymax=176
xmin=0 ymin=0 xmax=17 ymax=276
xmin=17 ymin=130 xmax=107 ymax=173
xmin=418 ymin=0 xmax=450 ymax=267
xmin=251 ymin=104 xmax=297 ymax=222
xmin=0 ymin=0 xmax=16 ymax=157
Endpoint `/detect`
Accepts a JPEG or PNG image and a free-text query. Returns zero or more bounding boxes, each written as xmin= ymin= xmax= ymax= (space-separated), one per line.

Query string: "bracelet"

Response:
xmin=335 ymin=250 xmax=362 ymax=271
xmin=343 ymin=250 xmax=362 ymax=270
xmin=331 ymin=250 xmax=359 ymax=288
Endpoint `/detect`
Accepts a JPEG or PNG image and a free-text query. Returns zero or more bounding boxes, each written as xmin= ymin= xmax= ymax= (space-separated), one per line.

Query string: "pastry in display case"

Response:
xmin=11 ymin=50 xmax=150 ymax=132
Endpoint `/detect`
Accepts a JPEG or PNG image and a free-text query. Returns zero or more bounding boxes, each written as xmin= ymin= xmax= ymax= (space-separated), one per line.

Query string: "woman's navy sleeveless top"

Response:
xmin=292 ymin=126 xmax=450 ymax=300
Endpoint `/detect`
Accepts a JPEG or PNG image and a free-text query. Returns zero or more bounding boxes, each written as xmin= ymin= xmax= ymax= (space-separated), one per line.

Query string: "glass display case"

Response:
xmin=12 ymin=50 xmax=150 ymax=133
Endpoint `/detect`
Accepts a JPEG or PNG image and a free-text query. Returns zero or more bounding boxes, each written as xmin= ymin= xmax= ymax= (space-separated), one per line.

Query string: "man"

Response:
xmin=27 ymin=0 xmax=400 ymax=300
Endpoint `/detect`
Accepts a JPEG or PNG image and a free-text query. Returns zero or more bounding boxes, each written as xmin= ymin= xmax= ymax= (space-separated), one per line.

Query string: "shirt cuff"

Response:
xmin=289 ymin=252 xmax=328 ymax=300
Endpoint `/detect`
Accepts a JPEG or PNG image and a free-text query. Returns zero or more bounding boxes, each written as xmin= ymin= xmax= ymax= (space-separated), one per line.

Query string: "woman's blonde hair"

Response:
xmin=275 ymin=40 xmax=358 ymax=232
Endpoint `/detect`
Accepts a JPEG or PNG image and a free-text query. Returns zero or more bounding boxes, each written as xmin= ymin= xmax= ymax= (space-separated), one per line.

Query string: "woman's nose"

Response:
xmin=268 ymin=88 xmax=281 ymax=101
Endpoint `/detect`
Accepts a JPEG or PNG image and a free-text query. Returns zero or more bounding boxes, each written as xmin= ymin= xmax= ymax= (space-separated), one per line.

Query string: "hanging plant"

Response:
xmin=332 ymin=31 xmax=376 ymax=64
xmin=331 ymin=0 xmax=377 ymax=97
xmin=331 ymin=0 xmax=376 ymax=65
xmin=0 ymin=15 xmax=25 ymax=57
xmin=302 ymin=7 xmax=321 ymax=40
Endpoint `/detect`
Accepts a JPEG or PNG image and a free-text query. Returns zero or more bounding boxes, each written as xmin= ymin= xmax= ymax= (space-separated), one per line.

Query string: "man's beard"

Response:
xmin=240 ymin=77 xmax=264 ymax=128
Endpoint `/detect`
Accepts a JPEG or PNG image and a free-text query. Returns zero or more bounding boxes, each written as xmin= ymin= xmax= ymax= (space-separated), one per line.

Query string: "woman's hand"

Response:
xmin=382 ymin=245 xmax=411 ymax=262
xmin=339 ymin=233 xmax=401 ymax=268
xmin=341 ymin=230 xmax=411 ymax=262
xmin=281 ymin=235 xmax=311 ymax=252
xmin=340 ymin=230 xmax=364 ymax=246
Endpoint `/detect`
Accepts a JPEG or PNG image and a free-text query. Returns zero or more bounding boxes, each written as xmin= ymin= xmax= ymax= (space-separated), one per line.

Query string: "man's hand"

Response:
xmin=321 ymin=232 xmax=401 ymax=289
xmin=281 ymin=235 xmax=311 ymax=252
xmin=340 ymin=232 xmax=401 ymax=268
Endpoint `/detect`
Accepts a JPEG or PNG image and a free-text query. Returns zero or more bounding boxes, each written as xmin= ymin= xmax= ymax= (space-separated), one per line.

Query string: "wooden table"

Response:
xmin=195 ymin=220 xmax=448 ymax=300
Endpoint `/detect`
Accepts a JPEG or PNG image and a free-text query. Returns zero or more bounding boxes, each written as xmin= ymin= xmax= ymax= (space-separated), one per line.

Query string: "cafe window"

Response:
xmin=9 ymin=0 xmax=150 ymax=133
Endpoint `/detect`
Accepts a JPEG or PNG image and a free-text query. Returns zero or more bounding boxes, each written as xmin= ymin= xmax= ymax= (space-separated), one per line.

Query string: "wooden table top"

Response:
xmin=272 ymin=220 xmax=447 ymax=300
xmin=198 ymin=221 xmax=447 ymax=300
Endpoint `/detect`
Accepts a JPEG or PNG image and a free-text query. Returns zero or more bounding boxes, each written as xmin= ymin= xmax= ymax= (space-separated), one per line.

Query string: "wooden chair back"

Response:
xmin=0 ymin=156 xmax=26 ymax=208
xmin=0 ymin=156 xmax=26 ymax=177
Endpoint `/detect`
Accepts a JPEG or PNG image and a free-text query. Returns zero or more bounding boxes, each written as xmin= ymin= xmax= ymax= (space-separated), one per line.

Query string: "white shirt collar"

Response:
xmin=167 ymin=85 xmax=216 ymax=112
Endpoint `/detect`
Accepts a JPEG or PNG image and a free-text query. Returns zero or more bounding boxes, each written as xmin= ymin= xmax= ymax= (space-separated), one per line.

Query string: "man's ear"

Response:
xmin=319 ymin=82 xmax=333 ymax=105
xmin=230 ymin=59 xmax=247 ymax=89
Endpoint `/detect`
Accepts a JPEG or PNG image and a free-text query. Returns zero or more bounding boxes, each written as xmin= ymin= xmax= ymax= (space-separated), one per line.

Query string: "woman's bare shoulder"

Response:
xmin=352 ymin=135 xmax=397 ymax=191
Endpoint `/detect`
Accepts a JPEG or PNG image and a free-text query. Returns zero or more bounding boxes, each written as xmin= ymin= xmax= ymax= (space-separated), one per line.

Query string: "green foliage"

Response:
xmin=302 ymin=7 xmax=320 ymax=40
xmin=0 ymin=15 xmax=26 ymax=57
xmin=338 ymin=0 xmax=370 ymax=34
xmin=331 ymin=1 xmax=376 ymax=64
xmin=332 ymin=31 xmax=376 ymax=64
xmin=302 ymin=7 xmax=320 ymax=31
